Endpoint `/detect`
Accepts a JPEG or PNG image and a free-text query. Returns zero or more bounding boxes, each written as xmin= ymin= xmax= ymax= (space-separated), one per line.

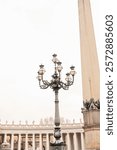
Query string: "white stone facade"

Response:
xmin=0 ymin=123 xmax=84 ymax=150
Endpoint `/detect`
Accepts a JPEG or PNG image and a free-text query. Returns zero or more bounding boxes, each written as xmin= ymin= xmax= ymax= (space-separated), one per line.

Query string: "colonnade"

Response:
xmin=0 ymin=132 xmax=84 ymax=150
xmin=0 ymin=123 xmax=84 ymax=150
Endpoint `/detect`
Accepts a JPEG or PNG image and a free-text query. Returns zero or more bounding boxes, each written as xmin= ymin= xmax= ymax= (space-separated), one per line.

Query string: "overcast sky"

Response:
xmin=0 ymin=0 xmax=100 ymax=124
xmin=1 ymin=1 xmax=117 ymax=150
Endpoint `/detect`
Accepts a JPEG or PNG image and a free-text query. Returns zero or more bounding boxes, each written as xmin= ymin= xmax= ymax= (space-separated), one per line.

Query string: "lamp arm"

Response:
xmin=39 ymin=80 xmax=50 ymax=89
xmin=60 ymin=81 xmax=69 ymax=90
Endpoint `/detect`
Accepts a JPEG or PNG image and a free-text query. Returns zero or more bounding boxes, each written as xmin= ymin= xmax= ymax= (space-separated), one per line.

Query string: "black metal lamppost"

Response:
xmin=37 ymin=54 xmax=76 ymax=150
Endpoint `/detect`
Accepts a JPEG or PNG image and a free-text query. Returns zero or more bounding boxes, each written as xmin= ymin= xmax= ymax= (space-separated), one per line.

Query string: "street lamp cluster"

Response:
xmin=37 ymin=54 xmax=76 ymax=150
xmin=37 ymin=54 xmax=76 ymax=90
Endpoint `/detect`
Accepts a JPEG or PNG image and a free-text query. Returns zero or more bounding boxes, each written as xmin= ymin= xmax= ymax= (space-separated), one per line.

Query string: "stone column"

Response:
xmin=66 ymin=133 xmax=70 ymax=150
xmin=32 ymin=134 xmax=35 ymax=150
xmin=25 ymin=134 xmax=28 ymax=150
xmin=18 ymin=134 xmax=21 ymax=150
xmin=40 ymin=134 xmax=43 ymax=150
xmin=78 ymin=0 xmax=100 ymax=149
xmin=46 ymin=134 xmax=49 ymax=150
xmin=82 ymin=109 xmax=100 ymax=150
xmin=73 ymin=133 xmax=78 ymax=150
xmin=78 ymin=0 xmax=100 ymax=100
xmin=11 ymin=134 xmax=14 ymax=150
xmin=4 ymin=133 xmax=7 ymax=142
xmin=81 ymin=132 xmax=85 ymax=150
xmin=61 ymin=133 xmax=64 ymax=142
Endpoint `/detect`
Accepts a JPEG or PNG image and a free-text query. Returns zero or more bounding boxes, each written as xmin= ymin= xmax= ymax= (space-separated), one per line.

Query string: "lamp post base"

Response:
xmin=50 ymin=142 xmax=66 ymax=150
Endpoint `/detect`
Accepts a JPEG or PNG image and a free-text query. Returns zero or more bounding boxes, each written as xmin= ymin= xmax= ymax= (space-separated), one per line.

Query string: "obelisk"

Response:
xmin=78 ymin=0 xmax=100 ymax=150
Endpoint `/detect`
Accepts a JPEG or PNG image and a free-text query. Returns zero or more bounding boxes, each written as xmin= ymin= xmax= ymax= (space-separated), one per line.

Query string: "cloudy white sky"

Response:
xmin=0 ymin=0 xmax=100 ymax=124
xmin=0 ymin=1 xmax=117 ymax=149
xmin=0 ymin=0 xmax=111 ymax=124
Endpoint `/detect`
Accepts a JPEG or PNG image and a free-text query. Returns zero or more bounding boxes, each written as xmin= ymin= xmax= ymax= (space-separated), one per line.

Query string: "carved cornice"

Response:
xmin=83 ymin=98 xmax=100 ymax=110
xmin=83 ymin=124 xmax=100 ymax=130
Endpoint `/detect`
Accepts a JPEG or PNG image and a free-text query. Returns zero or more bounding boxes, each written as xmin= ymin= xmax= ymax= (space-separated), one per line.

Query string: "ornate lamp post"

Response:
xmin=37 ymin=54 xmax=76 ymax=150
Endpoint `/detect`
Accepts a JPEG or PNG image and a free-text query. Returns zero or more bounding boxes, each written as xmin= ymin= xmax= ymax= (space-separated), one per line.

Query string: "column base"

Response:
xmin=84 ymin=128 xmax=100 ymax=150
xmin=50 ymin=142 xmax=66 ymax=150
xmin=82 ymin=108 xmax=100 ymax=150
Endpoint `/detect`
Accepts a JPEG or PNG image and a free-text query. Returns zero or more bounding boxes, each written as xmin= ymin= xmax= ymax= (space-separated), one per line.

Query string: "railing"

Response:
xmin=0 ymin=123 xmax=84 ymax=130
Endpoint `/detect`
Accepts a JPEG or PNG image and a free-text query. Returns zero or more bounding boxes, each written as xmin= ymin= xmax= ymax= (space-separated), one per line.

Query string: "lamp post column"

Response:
xmin=54 ymin=90 xmax=60 ymax=126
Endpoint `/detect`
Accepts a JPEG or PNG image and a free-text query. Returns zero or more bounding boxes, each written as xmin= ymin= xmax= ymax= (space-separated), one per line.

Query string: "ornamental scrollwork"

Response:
xmin=83 ymin=98 xmax=100 ymax=110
